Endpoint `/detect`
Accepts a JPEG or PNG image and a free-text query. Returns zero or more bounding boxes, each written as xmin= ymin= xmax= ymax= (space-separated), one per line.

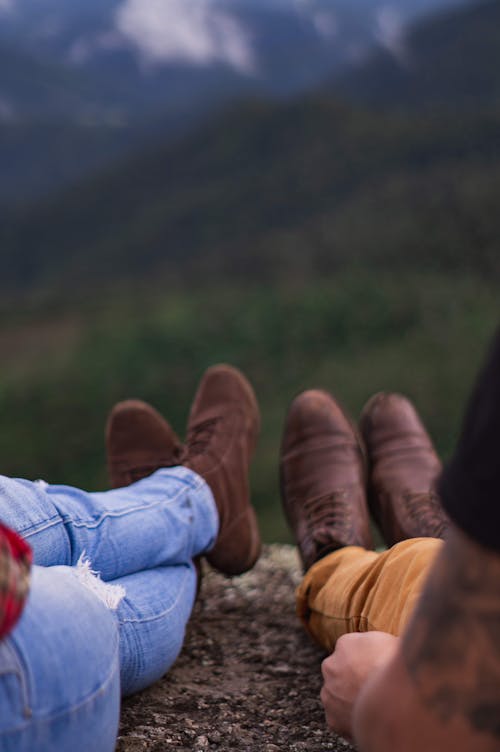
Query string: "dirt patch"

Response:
xmin=117 ymin=545 xmax=355 ymax=752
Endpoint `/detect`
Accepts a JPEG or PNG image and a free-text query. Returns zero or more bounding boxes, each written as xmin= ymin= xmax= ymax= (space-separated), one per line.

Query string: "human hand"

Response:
xmin=320 ymin=631 xmax=400 ymax=739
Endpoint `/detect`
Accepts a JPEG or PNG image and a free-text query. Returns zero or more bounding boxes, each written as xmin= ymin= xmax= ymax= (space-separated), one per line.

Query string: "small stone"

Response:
xmin=119 ymin=546 xmax=355 ymax=752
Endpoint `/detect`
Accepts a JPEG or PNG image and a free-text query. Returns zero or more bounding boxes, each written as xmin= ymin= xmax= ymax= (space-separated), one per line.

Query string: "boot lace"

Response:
xmin=186 ymin=417 xmax=220 ymax=457
xmin=304 ymin=490 xmax=352 ymax=550
xmin=403 ymin=490 xmax=449 ymax=538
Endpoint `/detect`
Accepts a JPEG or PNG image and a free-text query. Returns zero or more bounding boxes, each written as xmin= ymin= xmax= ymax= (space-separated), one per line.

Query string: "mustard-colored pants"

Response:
xmin=296 ymin=538 xmax=442 ymax=653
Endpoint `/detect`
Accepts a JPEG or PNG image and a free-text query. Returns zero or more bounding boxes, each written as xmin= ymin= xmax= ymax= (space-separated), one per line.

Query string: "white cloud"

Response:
xmin=375 ymin=6 xmax=409 ymax=65
xmin=113 ymin=0 xmax=255 ymax=73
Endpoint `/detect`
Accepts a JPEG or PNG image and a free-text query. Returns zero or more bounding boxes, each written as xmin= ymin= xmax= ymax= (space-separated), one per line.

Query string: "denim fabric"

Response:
xmin=0 ymin=566 xmax=120 ymax=752
xmin=0 ymin=467 xmax=219 ymax=752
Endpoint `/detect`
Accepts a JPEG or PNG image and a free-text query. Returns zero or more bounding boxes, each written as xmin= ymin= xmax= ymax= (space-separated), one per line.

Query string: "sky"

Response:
xmin=108 ymin=0 xmax=406 ymax=71
xmin=62 ymin=0 xmax=345 ymax=73
xmin=0 ymin=0 xmax=463 ymax=73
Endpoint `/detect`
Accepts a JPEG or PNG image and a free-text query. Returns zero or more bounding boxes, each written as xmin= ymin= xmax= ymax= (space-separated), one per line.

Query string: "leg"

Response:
xmin=296 ymin=537 xmax=442 ymax=652
xmin=0 ymin=565 xmax=121 ymax=752
xmin=0 ymin=467 xmax=218 ymax=581
xmin=112 ymin=562 xmax=198 ymax=695
xmin=0 ymin=558 xmax=201 ymax=750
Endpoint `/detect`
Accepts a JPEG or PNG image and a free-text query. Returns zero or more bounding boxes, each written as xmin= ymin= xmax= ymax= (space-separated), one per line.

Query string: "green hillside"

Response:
xmin=1 ymin=273 xmax=498 ymax=540
xmin=2 ymin=98 xmax=500 ymax=292
xmin=0 ymin=119 xmax=142 ymax=203
xmin=3 ymin=0 xmax=500 ymax=292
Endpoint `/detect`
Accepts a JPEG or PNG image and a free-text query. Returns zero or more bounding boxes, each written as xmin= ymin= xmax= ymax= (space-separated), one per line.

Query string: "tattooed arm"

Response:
xmin=352 ymin=525 xmax=500 ymax=752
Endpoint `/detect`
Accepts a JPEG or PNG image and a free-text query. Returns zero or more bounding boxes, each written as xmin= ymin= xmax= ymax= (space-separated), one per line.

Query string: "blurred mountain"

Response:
xmin=0 ymin=0 xmax=475 ymax=202
xmin=2 ymin=0 xmax=498 ymax=291
xmin=334 ymin=0 xmax=500 ymax=109
xmin=0 ymin=0 xmax=474 ymax=120
xmin=2 ymin=95 xmax=499 ymax=293
xmin=0 ymin=42 xmax=98 ymax=119
xmin=0 ymin=39 xmax=221 ymax=202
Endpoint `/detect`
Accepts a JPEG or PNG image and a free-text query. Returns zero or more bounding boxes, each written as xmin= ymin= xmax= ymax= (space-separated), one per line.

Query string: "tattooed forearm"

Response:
xmin=402 ymin=525 xmax=500 ymax=739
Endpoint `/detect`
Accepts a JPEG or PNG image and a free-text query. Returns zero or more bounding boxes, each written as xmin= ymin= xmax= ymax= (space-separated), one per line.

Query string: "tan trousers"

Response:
xmin=296 ymin=538 xmax=442 ymax=653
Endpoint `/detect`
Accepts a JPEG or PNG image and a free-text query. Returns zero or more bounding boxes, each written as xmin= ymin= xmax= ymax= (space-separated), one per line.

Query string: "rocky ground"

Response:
xmin=117 ymin=545 xmax=356 ymax=752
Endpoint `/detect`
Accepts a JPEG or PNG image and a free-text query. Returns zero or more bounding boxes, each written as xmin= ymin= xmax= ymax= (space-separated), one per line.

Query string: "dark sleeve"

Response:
xmin=438 ymin=327 xmax=500 ymax=552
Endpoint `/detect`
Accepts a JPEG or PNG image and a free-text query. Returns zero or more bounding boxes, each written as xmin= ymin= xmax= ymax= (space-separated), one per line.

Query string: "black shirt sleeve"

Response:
xmin=439 ymin=327 xmax=500 ymax=552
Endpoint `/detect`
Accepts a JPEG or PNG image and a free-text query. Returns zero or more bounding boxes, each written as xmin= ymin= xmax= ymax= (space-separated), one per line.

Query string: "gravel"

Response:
xmin=117 ymin=545 xmax=356 ymax=752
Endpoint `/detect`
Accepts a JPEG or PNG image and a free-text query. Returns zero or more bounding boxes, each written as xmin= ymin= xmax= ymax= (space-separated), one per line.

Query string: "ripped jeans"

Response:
xmin=0 ymin=467 xmax=218 ymax=752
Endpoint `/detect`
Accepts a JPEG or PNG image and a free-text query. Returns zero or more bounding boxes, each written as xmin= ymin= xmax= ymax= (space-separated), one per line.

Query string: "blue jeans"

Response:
xmin=0 ymin=467 xmax=219 ymax=752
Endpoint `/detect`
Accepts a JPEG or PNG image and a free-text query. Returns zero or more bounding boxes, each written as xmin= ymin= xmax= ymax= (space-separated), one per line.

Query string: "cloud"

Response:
xmin=113 ymin=0 xmax=255 ymax=73
xmin=375 ymin=6 xmax=409 ymax=65
xmin=294 ymin=0 xmax=338 ymax=39
xmin=312 ymin=10 xmax=337 ymax=39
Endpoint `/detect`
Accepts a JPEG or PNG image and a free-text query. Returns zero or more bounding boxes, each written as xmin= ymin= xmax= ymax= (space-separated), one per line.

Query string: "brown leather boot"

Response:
xmin=183 ymin=364 xmax=261 ymax=576
xmin=360 ymin=392 xmax=449 ymax=546
xmin=280 ymin=390 xmax=373 ymax=572
xmin=106 ymin=399 xmax=184 ymax=488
